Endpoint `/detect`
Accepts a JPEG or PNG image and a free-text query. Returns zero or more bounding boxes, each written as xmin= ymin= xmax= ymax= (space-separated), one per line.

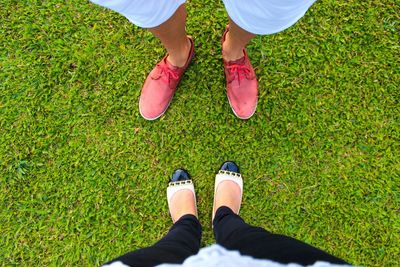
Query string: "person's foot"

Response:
xmin=212 ymin=161 xmax=243 ymax=221
xmin=222 ymin=27 xmax=258 ymax=119
xmin=139 ymin=37 xmax=195 ymax=120
xmin=167 ymin=169 xmax=197 ymax=223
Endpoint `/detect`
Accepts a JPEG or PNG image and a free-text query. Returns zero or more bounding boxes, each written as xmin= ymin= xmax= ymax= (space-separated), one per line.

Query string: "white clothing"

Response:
xmin=103 ymin=245 xmax=350 ymax=267
xmin=90 ymin=0 xmax=186 ymax=28
xmin=158 ymin=245 xmax=350 ymax=267
xmin=222 ymin=0 xmax=317 ymax=34
xmin=90 ymin=0 xmax=316 ymax=34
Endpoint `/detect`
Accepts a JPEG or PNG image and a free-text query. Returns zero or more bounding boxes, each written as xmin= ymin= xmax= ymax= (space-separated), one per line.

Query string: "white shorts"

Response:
xmin=222 ymin=0 xmax=317 ymax=34
xmin=91 ymin=0 xmax=316 ymax=34
xmin=90 ymin=0 xmax=186 ymax=28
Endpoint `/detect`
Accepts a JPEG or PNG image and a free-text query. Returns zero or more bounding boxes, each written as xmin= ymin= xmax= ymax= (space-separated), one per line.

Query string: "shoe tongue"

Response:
xmin=228 ymin=56 xmax=245 ymax=65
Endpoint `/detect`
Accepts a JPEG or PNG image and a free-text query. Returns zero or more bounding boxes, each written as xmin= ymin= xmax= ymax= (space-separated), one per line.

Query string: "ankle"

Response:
xmin=222 ymin=46 xmax=245 ymax=62
xmin=166 ymin=38 xmax=191 ymax=67
xmin=222 ymin=33 xmax=245 ymax=62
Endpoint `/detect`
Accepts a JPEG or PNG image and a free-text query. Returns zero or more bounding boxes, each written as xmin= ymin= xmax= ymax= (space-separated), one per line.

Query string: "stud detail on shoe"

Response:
xmin=168 ymin=180 xmax=193 ymax=187
xmin=218 ymin=170 xmax=242 ymax=177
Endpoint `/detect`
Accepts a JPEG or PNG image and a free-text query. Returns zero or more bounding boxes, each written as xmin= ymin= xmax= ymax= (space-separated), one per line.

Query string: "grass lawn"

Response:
xmin=1 ymin=0 xmax=399 ymax=266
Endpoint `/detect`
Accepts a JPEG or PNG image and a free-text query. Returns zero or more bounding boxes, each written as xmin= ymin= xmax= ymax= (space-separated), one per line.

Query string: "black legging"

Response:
xmin=105 ymin=206 xmax=348 ymax=266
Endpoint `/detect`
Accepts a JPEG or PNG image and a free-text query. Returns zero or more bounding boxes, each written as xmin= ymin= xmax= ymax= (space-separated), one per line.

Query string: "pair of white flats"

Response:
xmin=167 ymin=163 xmax=243 ymax=223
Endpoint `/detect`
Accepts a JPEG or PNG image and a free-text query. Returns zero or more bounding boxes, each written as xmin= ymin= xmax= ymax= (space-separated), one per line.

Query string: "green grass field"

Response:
xmin=1 ymin=0 xmax=399 ymax=266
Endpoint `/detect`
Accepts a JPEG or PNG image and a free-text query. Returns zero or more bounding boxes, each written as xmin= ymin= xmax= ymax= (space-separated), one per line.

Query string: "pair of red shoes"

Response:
xmin=139 ymin=28 xmax=258 ymax=120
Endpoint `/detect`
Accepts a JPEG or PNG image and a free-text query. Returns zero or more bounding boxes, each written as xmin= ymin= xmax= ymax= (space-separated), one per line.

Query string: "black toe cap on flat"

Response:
xmin=171 ymin=169 xmax=191 ymax=182
xmin=220 ymin=161 xmax=240 ymax=173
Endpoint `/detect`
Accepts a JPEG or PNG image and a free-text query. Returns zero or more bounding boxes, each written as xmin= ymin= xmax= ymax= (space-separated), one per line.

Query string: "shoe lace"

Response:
xmin=227 ymin=64 xmax=251 ymax=84
xmin=156 ymin=63 xmax=179 ymax=85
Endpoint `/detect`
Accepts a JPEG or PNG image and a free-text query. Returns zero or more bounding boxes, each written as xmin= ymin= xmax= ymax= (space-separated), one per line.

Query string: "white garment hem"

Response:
xmin=222 ymin=0 xmax=316 ymax=35
xmin=90 ymin=0 xmax=186 ymax=28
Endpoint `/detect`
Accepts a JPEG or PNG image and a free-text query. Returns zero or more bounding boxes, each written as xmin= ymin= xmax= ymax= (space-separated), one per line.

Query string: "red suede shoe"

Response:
xmin=222 ymin=27 xmax=258 ymax=119
xmin=139 ymin=37 xmax=195 ymax=120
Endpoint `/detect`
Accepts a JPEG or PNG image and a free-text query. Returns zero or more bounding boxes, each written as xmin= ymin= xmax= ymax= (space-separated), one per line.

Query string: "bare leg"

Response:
xmin=148 ymin=4 xmax=191 ymax=67
xmin=222 ymin=19 xmax=256 ymax=61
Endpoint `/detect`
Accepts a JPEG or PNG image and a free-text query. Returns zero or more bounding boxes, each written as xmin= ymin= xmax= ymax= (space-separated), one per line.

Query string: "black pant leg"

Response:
xmin=213 ymin=206 xmax=348 ymax=265
xmin=105 ymin=214 xmax=202 ymax=267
